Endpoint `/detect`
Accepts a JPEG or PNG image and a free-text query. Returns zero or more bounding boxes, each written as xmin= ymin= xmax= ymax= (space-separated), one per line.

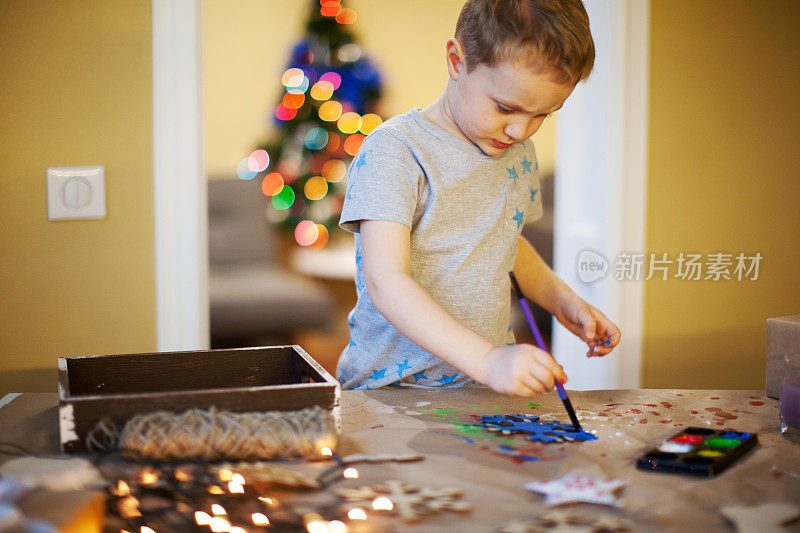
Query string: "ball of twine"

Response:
xmin=86 ymin=405 xmax=337 ymax=461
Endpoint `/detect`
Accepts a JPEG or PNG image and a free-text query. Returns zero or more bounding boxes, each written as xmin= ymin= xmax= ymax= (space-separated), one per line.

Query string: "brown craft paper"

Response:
xmin=1 ymin=390 xmax=798 ymax=532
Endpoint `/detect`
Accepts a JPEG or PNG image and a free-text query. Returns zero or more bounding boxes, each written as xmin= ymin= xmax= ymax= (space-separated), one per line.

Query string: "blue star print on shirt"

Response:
xmin=521 ymin=156 xmax=532 ymax=174
xmin=506 ymin=165 xmax=519 ymax=184
xmin=436 ymin=373 xmax=458 ymax=386
xmin=413 ymin=371 xmax=428 ymax=382
xmin=512 ymin=208 xmax=525 ymax=229
xmin=369 ymin=368 xmax=387 ymax=381
xmin=355 ymin=245 xmax=363 ymax=271
xmin=530 ymin=188 xmax=539 ymax=202
xmin=396 ymin=359 xmax=411 ymax=378
xmin=354 ymin=151 xmax=367 ymax=171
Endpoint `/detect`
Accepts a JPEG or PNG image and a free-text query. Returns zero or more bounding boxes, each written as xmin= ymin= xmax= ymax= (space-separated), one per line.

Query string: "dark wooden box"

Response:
xmin=58 ymin=345 xmax=340 ymax=453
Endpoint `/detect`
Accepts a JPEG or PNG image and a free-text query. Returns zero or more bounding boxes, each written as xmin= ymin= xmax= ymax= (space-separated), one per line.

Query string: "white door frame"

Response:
xmin=152 ymin=0 xmax=208 ymax=351
xmin=552 ymin=0 xmax=650 ymax=389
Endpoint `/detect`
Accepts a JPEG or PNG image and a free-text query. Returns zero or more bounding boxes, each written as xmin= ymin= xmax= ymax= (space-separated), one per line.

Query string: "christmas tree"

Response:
xmin=237 ymin=0 xmax=384 ymax=249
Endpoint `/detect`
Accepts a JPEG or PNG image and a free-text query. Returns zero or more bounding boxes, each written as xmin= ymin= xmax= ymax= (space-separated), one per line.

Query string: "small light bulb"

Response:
xmin=218 ymin=468 xmax=233 ymax=482
xmin=342 ymin=467 xmax=359 ymax=479
xmin=252 ymin=512 xmax=270 ymax=525
xmin=347 ymin=508 xmax=367 ymax=520
xmin=174 ymin=468 xmax=192 ymax=482
xmin=320 ymin=446 xmax=333 ymax=456
xmin=372 ymin=496 xmax=393 ymax=511
xmin=140 ymin=470 xmax=158 ymax=484
xmin=209 ymin=516 xmax=231 ymax=533
xmin=306 ymin=520 xmax=328 ymax=533
xmin=211 ymin=503 xmax=227 ymax=516
xmin=116 ymin=480 xmax=130 ymax=496
xmin=231 ymin=473 xmax=246 ymax=485
xmin=194 ymin=511 xmax=211 ymax=525
xmin=228 ymin=481 xmax=244 ymax=494
xmin=328 ymin=520 xmax=347 ymax=532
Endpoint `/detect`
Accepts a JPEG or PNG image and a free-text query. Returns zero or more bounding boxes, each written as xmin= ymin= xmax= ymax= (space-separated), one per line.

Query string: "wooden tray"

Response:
xmin=57 ymin=345 xmax=340 ymax=453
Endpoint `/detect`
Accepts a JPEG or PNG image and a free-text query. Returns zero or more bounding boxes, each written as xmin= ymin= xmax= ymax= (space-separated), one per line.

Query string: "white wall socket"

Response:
xmin=47 ymin=166 xmax=106 ymax=221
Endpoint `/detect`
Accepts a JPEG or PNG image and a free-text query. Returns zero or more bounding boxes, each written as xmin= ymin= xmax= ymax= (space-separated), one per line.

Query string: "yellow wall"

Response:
xmin=204 ymin=0 xmax=558 ymax=178
xmin=0 ymin=1 xmax=156 ymax=393
xmin=644 ymin=0 xmax=800 ymax=388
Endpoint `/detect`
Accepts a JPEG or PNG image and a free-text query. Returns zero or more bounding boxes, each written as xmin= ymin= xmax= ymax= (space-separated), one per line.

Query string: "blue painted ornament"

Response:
xmin=480 ymin=413 xmax=597 ymax=443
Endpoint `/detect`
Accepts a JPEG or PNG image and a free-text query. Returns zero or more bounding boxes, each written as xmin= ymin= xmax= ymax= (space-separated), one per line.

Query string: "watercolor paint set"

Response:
xmin=636 ymin=427 xmax=758 ymax=477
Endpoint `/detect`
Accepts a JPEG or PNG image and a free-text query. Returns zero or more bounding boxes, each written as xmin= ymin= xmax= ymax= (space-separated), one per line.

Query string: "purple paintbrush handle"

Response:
xmin=518 ymin=297 xmax=568 ymax=401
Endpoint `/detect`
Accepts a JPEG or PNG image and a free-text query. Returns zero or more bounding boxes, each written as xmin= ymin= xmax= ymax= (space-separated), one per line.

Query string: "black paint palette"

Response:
xmin=636 ymin=427 xmax=758 ymax=477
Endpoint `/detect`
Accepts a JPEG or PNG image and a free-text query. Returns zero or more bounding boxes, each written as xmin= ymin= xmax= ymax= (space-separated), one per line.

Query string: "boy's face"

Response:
xmin=445 ymin=46 xmax=576 ymax=156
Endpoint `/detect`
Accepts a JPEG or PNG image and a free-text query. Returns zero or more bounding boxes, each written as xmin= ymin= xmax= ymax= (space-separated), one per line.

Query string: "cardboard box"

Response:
xmin=766 ymin=314 xmax=800 ymax=399
xmin=58 ymin=345 xmax=340 ymax=453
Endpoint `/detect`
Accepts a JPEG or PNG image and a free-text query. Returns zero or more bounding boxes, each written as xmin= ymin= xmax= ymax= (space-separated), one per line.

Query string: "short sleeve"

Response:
xmin=339 ymin=129 xmax=421 ymax=234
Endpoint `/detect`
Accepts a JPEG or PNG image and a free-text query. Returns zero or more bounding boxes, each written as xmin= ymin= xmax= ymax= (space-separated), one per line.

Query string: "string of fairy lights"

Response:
xmin=237 ymin=0 xmax=383 ymax=249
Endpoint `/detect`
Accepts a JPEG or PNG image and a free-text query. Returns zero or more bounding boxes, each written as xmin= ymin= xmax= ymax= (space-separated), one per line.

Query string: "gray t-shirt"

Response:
xmin=338 ymin=108 xmax=543 ymax=390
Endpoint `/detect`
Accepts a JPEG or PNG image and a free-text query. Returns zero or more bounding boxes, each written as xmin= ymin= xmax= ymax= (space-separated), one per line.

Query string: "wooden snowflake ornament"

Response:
xmin=500 ymin=509 xmax=633 ymax=533
xmin=334 ymin=479 xmax=472 ymax=522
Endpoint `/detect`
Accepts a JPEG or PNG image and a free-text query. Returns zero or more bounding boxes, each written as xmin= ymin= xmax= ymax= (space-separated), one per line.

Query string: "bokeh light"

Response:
xmin=275 ymin=104 xmax=297 ymax=121
xmin=321 ymin=159 xmax=346 ymax=182
xmin=286 ymin=75 xmax=309 ymax=95
xmin=336 ymin=8 xmax=357 ymax=24
xmin=281 ymin=68 xmax=304 ymax=87
xmin=360 ymin=114 xmax=383 ymax=135
xmin=304 ymin=176 xmax=328 ymax=200
xmin=309 ymin=224 xmax=329 ymax=248
xmin=282 ymin=92 xmax=305 ymax=109
xmin=304 ymin=127 xmax=329 ymax=150
xmin=318 ymin=100 xmax=343 ymax=122
xmin=347 ymin=508 xmax=367 ymax=520
xmin=344 ymin=133 xmax=366 ymax=156
xmin=295 ymin=220 xmax=320 ymax=246
xmin=320 ymin=1 xmax=341 ymax=17
xmin=251 ymin=513 xmax=270 ymax=526
xmin=319 ymin=72 xmax=342 ymax=90
xmin=338 ymin=43 xmax=362 ymax=62
xmin=324 ymin=132 xmax=341 ymax=153
xmin=271 ymin=185 xmax=295 ymax=210
xmin=338 ymin=112 xmax=362 ymax=134
xmin=248 ymin=149 xmax=269 ymax=172
xmin=310 ymin=80 xmax=334 ymax=101
xmin=237 ymin=158 xmax=257 ymax=180
xmin=327 ymin=520 xmax=346 ymax=533
xmin=261 ymin=172 xmax=284 ymax=196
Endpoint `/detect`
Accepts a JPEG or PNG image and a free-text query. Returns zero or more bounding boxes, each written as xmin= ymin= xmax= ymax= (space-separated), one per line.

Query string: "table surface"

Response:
xmin=2 ymin=389 xmax=799 ymax=532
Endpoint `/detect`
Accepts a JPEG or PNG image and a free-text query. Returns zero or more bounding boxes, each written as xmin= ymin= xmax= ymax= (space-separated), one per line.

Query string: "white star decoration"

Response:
xmin=522 ymin=472 xmax=626 ymax=507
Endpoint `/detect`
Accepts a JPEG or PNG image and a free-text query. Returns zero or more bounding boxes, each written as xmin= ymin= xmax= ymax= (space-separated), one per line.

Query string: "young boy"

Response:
xmin=337 ymin=0 xmax=620 ymax=396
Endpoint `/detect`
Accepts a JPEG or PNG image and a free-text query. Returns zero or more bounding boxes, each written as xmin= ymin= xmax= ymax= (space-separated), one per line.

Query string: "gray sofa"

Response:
xmin=208 ymin=178 xmax=334 ymax=348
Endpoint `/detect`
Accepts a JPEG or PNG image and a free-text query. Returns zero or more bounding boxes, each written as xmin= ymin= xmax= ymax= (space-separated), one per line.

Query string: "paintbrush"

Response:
xmin=509 ymin=272 xmax=583 ymax=432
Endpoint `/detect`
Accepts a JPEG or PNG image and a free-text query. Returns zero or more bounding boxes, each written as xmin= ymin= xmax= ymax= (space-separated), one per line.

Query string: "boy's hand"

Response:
xmin=555 ymin=293 xmax=621 ymax=357
xmin=480 ymin=345 xmax=567 ymax=396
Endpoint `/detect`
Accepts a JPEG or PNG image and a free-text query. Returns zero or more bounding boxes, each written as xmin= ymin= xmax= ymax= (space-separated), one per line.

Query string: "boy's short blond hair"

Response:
xmin=455 ymin=0 xmax=595 ymax=85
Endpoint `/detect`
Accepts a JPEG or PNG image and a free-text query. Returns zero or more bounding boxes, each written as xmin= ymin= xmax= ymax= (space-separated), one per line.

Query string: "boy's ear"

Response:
xmin=445 ymin=38 xmax=466 ymax=81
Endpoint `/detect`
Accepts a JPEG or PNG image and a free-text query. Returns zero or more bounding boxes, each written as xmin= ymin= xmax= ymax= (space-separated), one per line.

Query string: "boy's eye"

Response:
xmin=496 ymin=103 xmax=514 ymax=115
